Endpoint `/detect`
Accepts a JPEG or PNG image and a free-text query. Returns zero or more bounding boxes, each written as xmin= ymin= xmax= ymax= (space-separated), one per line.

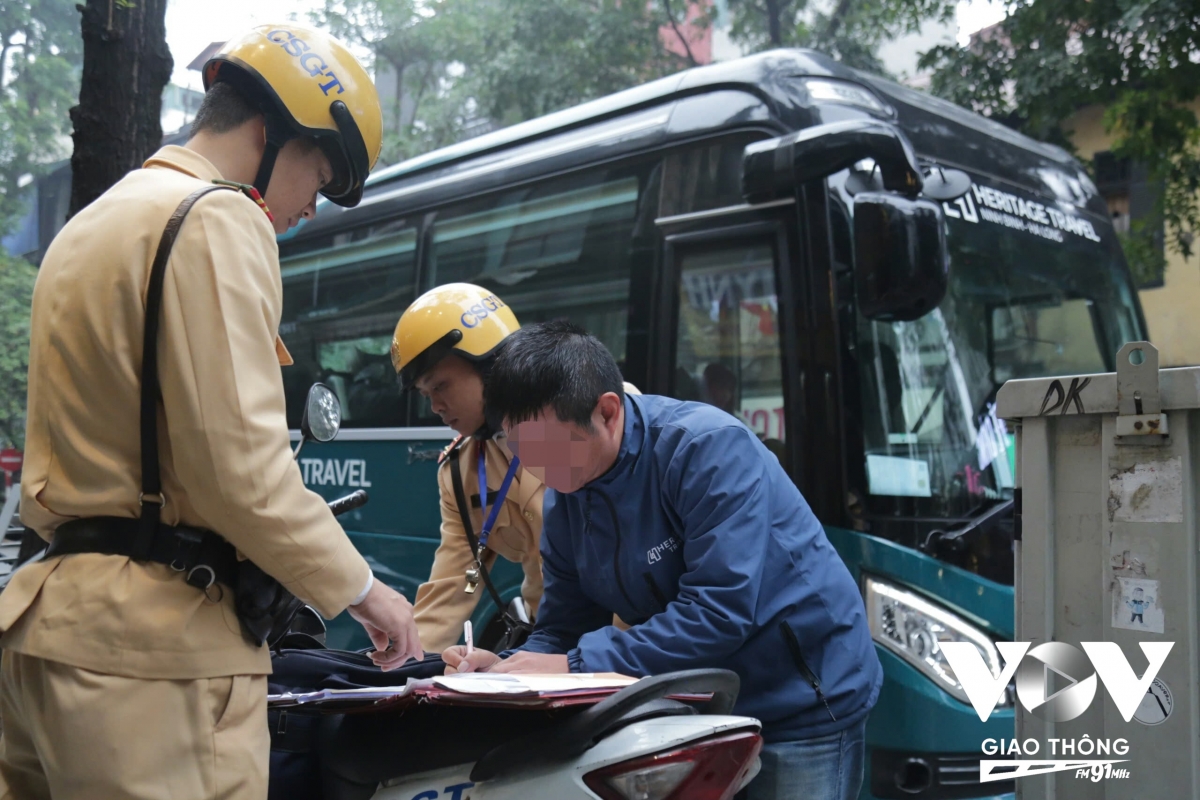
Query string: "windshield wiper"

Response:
xmin=904 ymin=364 xmax=949 ymax=438
xmin=921 ymin=497 xmax=1014 ymax=560
xmin=909 ymin=383 xmax=945 ymax=436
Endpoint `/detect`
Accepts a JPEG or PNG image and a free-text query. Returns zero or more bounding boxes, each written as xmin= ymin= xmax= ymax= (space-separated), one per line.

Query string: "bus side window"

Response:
xmin=279 ymin=219 xmax=419 ymax=429
xmin=659 ymin=133 xmax=771 ymax=218
xmin=672 ymin=240 xmax=788 ymax=470
xmin=417 ymin=165 xmax=654 ymax=425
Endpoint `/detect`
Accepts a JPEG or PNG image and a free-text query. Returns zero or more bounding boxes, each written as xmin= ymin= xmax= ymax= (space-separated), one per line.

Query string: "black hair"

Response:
xmin=190 ymin=82 xmax=261 ymax=137
xmin=486 ymin=320 xmax=624 ymax=431
xmin=189 ymin=82 xmax=319 ymax=153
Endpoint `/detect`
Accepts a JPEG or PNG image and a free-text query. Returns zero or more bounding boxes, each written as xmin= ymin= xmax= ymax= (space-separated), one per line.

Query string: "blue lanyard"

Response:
xmin=478 ymin=447 xmax=520 ymax=551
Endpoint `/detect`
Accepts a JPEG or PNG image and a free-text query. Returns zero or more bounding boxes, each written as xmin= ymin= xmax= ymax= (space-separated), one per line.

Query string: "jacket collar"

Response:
xmin=585 ymin=393 xmax=644 ymax=491
xmin=143 ymin=146 xmax=224 ymax=183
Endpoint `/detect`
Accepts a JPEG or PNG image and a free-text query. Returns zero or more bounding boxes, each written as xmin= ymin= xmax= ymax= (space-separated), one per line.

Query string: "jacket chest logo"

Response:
xmin=647 ymin=537 xmax=680 ymax=564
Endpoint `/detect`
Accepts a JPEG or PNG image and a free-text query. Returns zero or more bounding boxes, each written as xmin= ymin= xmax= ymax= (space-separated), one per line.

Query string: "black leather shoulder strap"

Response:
xmin=135 ymin=184 xmax=235 ymax=557
xmin=446 ymin=439 xmax=480 ymax=554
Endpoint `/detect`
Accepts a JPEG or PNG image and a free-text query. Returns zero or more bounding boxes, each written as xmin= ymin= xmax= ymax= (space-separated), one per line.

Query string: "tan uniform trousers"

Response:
xmin=0 ymin=651 xmax=267 ymax=800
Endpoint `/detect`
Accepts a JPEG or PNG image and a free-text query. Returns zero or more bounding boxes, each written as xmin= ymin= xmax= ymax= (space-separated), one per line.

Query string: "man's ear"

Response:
xmin=596 ymin=392 xmax=623 ymax=434
xmin=240 ymin=114 xmax=267 ymax=156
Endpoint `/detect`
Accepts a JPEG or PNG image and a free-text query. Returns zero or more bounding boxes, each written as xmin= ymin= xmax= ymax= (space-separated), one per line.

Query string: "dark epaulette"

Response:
xmin=437 ymin=434 xmax=466 ymax=466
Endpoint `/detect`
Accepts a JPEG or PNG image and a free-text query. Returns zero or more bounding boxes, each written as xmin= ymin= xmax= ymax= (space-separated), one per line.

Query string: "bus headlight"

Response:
xmin=864 ymin=576 xmax=1010 ymax=708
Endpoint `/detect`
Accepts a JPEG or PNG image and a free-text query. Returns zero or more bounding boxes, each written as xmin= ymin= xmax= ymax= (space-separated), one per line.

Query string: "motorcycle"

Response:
xmin=277 ymin=385 xmax=765 ymax=800
xmin=291 ymin=669 xmax=763 ymax=800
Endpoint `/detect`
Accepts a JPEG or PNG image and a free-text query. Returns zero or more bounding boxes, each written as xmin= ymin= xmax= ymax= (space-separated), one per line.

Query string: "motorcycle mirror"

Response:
xmin=300 ymin=383 xmax=342 ymax=444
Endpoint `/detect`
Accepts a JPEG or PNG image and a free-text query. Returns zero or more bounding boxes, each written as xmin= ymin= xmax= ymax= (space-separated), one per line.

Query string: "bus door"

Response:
xmin=653 ymin=204 xmax=809 ymax=490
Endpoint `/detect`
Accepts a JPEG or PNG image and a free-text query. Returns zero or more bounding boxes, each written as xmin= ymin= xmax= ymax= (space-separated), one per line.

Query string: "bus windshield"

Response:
xmin=857 ymin=184 xmax=1143 ymax=525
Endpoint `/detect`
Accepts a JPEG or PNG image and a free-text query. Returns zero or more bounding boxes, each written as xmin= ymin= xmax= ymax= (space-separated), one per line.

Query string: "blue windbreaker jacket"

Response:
xmin=518 ymin=393 xmax=883 ymax=743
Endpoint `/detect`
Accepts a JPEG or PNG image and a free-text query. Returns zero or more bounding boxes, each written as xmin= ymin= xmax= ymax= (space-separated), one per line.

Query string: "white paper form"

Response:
xmin=267 ymin=672 xmax=638 ymax=707
xmin=431 ymin=672 xmax=637 ymax=695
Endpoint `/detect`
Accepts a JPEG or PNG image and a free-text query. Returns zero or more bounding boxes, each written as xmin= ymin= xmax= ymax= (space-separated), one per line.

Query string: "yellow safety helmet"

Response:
xmin=203 ymin=24 xmax=383 ymax=208
xmin=391 ymin=284 xmax=521 ymax=390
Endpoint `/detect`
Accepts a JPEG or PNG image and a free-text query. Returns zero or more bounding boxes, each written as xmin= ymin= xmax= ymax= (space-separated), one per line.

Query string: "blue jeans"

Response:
xmin=743 ymin=718 xmax=867 ymax=800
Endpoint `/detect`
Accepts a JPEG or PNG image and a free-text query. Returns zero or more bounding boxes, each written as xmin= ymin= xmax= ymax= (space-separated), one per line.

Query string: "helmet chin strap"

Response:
xmin=253 ymin=114 xmax=294 ymax=200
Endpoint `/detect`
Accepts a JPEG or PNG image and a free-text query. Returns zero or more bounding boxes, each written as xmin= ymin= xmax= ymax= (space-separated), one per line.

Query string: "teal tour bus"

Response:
xmin=277 ymin=49 xmax=1145 ymax=800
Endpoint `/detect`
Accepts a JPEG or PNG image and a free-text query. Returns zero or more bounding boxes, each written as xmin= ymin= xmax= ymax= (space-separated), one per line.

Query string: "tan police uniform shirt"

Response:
xmin=0 ymin=146 xmax=371 ymax=679
xmin=414 ymin=434 xmax=544 ymax=652
xmin=413 ymin=384 xmax=640 ymax=652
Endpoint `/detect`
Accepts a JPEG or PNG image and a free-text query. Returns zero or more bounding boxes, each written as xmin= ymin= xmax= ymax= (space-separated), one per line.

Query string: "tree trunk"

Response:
xmin=662 ymin=0 xmax=699 ymax=67
xmin=68 ymin=0 xmax=172 ymax=217
xmin=765 ymin=0 xmax=783 ymax=47
xmin=823 ymin=0 xmax=855 ymax=40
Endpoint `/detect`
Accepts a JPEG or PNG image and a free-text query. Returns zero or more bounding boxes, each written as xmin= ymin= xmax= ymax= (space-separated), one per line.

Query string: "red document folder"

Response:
xmin=267 ymin=673 xmax=709 ymax=713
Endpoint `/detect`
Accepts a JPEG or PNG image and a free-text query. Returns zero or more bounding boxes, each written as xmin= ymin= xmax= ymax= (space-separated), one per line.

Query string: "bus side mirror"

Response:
xmin=853 ymin=192 xmax=948 ymax=322
xmin=741 ymin=121 xmax=949 ymax=322
xmin=742 ymin=119 xmax=924 ymax=204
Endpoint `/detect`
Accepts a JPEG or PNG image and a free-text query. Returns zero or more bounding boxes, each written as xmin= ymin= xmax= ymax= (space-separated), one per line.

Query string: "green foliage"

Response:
xmin=921 ymin=0 xmax=1200 ymax=284
xmin=1119 ymin=221 xmax=1168 ymax=288
xmin=0 ymin=253 xmax=36 ymax=449
xmin=313 ymin=0 xmax=687 ymax=164
xmin=0 ymin=0 xmax=83 ymax=236
xmin=461 ymin=0 xmax=683 ymax=123
xmin=721 ymin=0 xmax=956 ymax=75
xmin=313 ymin=0 xmax=452 ymax=161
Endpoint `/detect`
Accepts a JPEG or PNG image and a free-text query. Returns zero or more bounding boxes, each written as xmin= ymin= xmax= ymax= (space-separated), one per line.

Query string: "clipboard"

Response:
xmin=267 ymin=672 xmax=709 ymax=713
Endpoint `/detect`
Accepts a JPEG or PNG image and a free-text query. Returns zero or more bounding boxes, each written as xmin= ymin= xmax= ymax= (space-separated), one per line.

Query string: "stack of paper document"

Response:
xmin=431 ymin=672 xmax=638 ymax=695
xmin=267 ymin=672 xmax=640 ymax=711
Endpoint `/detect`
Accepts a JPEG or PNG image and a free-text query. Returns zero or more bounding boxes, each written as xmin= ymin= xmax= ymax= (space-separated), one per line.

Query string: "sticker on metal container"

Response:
xmin=1113 ymin=577 xmax=1164 ymax=634
xmin=1108 ymin=457 xmax=1183 ymax=523
xmin=1133 ymin=678 xmax=1173 ymax=725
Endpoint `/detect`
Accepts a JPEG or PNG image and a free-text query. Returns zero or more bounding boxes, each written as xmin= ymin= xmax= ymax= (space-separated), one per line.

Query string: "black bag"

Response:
xmin=235 ymin=560 xmax=306 ymax=648
xmin=491 ymin=608 xmax=533 ymax=652
xmin=267 ymin=648 xmax=446 ymax=800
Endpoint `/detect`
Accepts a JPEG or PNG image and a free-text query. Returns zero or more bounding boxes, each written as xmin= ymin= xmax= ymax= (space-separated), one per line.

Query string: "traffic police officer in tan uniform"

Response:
xmin=0 ymin=25 xmax=421 ymax=800
xmin=392 ymin=285 xmax=637 ymax=652
xmin=392 ymin=284 xmax=541 ymax=653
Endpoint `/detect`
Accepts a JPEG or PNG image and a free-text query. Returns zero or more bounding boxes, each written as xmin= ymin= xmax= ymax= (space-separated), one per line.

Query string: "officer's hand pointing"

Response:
xmin=347 ymin=581 xmax=423 ymax=670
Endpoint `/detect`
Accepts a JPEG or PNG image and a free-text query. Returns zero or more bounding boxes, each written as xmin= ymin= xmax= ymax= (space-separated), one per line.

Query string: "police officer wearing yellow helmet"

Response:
xmin=0 ymin=25 xmax=421 ymax=799
xmin=392 ymin=285 xmax=637 ymax=652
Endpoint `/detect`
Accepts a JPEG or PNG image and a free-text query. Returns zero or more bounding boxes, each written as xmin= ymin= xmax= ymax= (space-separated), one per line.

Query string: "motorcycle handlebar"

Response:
xmin=328 ymin=490 xmax=369 ymax=516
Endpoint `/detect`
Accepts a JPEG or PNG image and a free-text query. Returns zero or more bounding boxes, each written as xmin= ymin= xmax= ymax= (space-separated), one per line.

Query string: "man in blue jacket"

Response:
xmin=444 ymin=320 xmax=882 ymax=800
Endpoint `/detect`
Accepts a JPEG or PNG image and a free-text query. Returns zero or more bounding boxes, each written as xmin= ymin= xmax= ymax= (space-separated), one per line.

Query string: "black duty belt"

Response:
xmin=47 ymin=517 xmax=238 ymax=594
